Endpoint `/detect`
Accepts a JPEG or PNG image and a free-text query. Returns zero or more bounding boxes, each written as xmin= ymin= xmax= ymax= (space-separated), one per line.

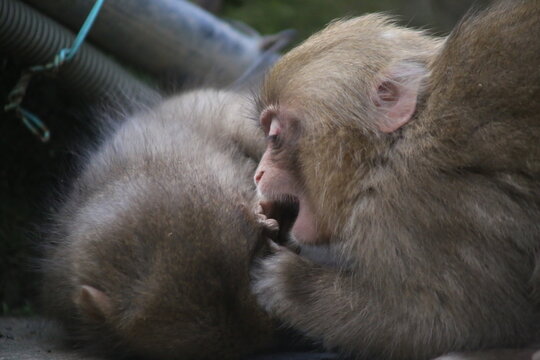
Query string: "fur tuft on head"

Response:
xmin=262 ymin=14 xmax=443 ymax=135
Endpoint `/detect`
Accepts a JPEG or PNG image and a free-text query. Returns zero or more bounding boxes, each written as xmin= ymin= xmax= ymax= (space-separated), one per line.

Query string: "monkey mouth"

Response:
xmin=260 ymin=196 xmax=300 ymax=245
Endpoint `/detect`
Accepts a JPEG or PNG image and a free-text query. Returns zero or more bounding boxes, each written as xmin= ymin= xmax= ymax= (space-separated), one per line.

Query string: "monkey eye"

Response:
xmin=268 ymin=134 xmax=279 ymax=144
xmin=267 ymin=133 xmax=284 ymax=150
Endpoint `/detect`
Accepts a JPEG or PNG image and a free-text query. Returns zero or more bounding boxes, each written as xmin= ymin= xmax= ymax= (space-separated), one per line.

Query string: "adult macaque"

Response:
xmin=40 ymin=89 xmax=278 ymax=360
xmin=252 ymin=1 xmax=540 ymax=359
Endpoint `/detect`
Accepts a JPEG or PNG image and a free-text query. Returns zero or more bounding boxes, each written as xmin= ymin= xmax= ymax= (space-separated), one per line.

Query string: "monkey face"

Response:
xmin=252 ymin=15 xmax=439 ymax=246
xmin=254 ymin=107 xmax=330 ymax=245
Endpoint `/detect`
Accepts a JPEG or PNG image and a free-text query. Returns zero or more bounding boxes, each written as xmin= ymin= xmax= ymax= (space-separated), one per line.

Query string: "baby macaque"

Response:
xmin=40 ymin=88 xmax=278 ymax=359
xmin=251 ymin=1 xmax=540 ymax=359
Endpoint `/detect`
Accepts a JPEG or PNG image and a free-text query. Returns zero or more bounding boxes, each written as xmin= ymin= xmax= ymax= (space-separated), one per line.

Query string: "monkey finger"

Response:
xmin=255 ymin=211 xmax=269 ymax=223
xmin=258 ymin=200 xmax=274 ymax=218
xmin=255 ymin=204 xmax=276 ymax=226
xmin=261 ymin=218 xmax=279 ymax=232
xmin=255 ymin=203 xmax=264 ymax=216
xmin=267 ymin=238 xmax=283 ymax=253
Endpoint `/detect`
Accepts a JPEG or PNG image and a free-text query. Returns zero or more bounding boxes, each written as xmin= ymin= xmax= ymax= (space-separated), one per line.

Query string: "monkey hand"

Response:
xmin=251 ymin=239 xmax=308 ymax=316
xmin=251 ymin=246 xmax=363 ymax=351
xmin=255 ymin=202 xmax=280 ymax=239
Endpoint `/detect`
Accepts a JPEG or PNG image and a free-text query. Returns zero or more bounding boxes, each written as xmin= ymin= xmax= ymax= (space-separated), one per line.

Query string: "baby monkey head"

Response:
xmin=48 ymin=176 xmax=275 ymax=359
xmin=254 ymin=14 xmax=442 ymax=245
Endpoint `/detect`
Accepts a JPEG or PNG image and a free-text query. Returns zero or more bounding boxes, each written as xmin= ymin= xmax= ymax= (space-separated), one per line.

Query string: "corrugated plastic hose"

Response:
xmin=0 ymin=0 xmax=157 ymax=104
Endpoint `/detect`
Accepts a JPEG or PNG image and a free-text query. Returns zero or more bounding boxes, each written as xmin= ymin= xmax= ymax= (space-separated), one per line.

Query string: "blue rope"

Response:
xmin=55 ymin=0 xmax=105 ymax=65
xmin=20 ymin=108 xmax=51 ymax=141
xmin=4 ymin=0 xmax=105 ymax=142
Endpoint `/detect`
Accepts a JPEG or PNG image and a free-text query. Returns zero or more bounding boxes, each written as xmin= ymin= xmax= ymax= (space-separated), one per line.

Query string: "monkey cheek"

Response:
xmin=290 ymin=200 xmax=319 ymax=244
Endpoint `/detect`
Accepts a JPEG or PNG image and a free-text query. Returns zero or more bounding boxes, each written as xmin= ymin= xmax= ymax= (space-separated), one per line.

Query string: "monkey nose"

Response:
xmin=254 ymin=170 xmax=264 ymax=185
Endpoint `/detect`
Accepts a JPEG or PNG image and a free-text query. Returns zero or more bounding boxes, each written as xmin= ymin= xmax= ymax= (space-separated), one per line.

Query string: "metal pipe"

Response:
xmin=22 ymin=0 xmax=271 ymax=84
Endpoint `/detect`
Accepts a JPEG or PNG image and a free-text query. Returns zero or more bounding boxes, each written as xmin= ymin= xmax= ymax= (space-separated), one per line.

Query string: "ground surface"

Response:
xmin=0 ymin=317 xmax=101 ymax=360
xmin=0 ymin=317 xmax=340 ymax=360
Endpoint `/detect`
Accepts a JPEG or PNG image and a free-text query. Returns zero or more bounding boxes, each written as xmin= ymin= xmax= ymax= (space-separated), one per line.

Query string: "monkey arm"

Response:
xmin=251 ymin=245 xmax=380 ymax=354
xmin=251 ymin=241 xmax=537 ymax=359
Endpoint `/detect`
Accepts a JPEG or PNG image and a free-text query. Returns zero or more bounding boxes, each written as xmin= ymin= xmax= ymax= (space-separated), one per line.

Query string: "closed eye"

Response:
xmin=267 ymin=134 xmax=284 ymax=150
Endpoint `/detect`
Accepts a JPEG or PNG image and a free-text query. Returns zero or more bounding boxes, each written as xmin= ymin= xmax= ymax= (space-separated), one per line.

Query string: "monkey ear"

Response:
xmin=373 ymin=61 xmax=427 ymax=133
xmin=74 ymin=285 xmax=113 ymax=321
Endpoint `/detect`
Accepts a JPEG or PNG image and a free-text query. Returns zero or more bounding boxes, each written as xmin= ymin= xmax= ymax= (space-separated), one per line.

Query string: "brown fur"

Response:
xmin=41 ymin=89 xmax=276 ymax=359
xmin=252 ymin=2 xmax=540 ymax=359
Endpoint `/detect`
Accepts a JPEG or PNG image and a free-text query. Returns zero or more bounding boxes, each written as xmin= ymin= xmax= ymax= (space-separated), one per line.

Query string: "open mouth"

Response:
xmin=260 ymin=195 xmax=300 ymax=245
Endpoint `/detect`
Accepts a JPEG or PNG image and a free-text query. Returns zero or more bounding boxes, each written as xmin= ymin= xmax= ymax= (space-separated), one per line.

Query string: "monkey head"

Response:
xmin=61 ymin=177 xmax=275 ymax=359
xmin=254 ymin=15 xmax=442 ymax=245
xmin=40 ymin=88 xmax=278 ymax=359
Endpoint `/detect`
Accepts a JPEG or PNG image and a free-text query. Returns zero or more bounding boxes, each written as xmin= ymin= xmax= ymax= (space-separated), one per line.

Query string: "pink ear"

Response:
xmin=373 ymin=62 xmax=427 ymax=133
xmin=74 ymin=285 xmax=112 ymax=321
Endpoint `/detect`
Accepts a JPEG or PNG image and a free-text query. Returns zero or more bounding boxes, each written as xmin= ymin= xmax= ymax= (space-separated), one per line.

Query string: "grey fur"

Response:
xmin=41 ymin=89 xmax=276 ymax=359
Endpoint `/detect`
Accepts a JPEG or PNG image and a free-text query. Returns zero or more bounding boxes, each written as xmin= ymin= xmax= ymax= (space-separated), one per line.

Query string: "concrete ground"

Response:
xmin=0 ymin=317 xmax=339 ymax=360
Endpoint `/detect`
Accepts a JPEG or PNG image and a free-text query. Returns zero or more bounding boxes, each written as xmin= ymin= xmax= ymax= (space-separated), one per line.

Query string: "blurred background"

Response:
xmin=220 ymin=0 xmax=488 ymax=44
xmin=0 ymin=0 xmax=490 ymax=314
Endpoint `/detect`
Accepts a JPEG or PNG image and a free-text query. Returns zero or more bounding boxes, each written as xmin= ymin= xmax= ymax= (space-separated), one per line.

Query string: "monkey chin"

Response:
xmin=290 ymin=198 xmax=320 ymax=245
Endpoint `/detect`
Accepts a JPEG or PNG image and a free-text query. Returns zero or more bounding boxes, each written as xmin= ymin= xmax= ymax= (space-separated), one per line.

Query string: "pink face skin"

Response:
xmin=254 ymin=110 xmax=320 ymax=244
